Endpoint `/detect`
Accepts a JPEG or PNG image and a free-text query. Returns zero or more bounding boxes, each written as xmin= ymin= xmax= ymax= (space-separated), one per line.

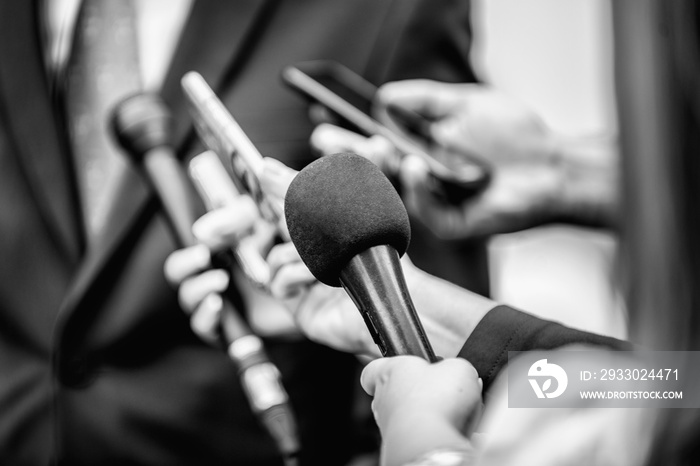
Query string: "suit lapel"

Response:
xmin=0 ymin=0 xmax=82 ymax=262
xmin=58 ymin=0 xmax=277 ymax=337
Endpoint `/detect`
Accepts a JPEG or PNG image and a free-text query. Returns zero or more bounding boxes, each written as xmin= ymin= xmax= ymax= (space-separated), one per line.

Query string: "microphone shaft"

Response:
xmin=142 ymin=147 xmax=201 ymax=247
xmin=339 ymin=245 xmax=438 ymax=361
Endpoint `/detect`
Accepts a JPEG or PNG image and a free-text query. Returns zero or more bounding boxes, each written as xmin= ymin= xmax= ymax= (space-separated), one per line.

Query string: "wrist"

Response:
xmin=549 ymin=134 xmax=619 ymax=227
xmin=402 ymin=259 xmax=494 ymax=358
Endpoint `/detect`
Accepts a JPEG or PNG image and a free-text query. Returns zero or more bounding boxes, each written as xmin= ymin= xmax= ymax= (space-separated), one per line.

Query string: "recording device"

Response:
xmin=285 ymin=152 xmax=438 ymax=361
xmin=110 ymin=93 xmax=300 ymax=461
xmin=181 ymin=72 xmax=287 ymax=238
xmin=281 ymin=60 xmax=491 ymax=203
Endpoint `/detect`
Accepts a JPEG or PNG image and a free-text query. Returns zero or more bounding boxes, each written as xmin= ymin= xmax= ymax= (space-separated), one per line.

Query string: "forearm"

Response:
xmin=403 ymin=258 xmax=494 ymax=358
xmin=402 ymin=254 xmax=630 ymax=393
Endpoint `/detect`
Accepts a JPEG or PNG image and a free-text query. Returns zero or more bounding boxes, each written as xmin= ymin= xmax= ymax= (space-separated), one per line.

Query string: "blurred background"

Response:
xmin=472 ymin=0 xmax=627 ymax=339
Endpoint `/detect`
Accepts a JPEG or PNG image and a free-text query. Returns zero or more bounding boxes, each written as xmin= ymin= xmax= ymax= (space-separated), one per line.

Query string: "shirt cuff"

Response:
xmin=458 ymin=305 xmax=629 ymax=391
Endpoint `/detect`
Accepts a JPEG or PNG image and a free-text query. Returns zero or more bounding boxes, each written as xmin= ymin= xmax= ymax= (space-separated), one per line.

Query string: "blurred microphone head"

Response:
xmin=285 ymin=152 xmax=410 ymax=286
xmin=111 ymin=92 xmax=173 ymax=160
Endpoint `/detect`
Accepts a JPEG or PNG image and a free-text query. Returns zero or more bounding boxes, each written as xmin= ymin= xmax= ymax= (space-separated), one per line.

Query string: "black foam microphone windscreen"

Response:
xmin=285 ymin=152 xmax=436 ymax=360
xmin=285 ymin=153 xmax=411 ymax=287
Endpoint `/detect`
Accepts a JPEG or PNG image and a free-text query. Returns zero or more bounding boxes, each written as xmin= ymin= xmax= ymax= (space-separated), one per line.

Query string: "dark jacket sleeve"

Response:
xmin=458 ymin=305 xmax=631 ymax=390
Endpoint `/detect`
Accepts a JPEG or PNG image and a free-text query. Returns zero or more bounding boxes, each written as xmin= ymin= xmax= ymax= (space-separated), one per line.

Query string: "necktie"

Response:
xmin=64 ymin=0 xmax=141 ymax=243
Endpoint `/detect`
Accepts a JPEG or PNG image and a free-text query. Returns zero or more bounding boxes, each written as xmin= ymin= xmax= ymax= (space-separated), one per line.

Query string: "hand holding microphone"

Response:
xmin=360 ymin=356 xmax=482 ymax=466
xmin=261 ymin=154 xmax=494 ymax=360
xmin=110 ymin=93 xmax=300 ymax=461
xmin=164 ymin=201 xmax=259 ymax=343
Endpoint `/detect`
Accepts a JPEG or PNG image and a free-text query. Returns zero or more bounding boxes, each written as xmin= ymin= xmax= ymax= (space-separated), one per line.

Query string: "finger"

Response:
xmin=164 ymin=244 xmax=212 ymax=286
xmin=261 ymin=157 xmax=298 ymax=200
xmin=360 ymin=356 xmax=428 ymax=396
xmin=269 ymin=262 xmax=316 ymax=299
xmin=438 ymin=358 xmax=480 ymax=386
xmin=360 ymin=358 xmax=392 ymax=396
xmin=310 ymin=123 xmax=368 ymax=155
xmin=191 ymin=293 xmax=224 ymax=344
xmin=376 ymin=80 xmax=464 ymax=120
xmin=399 ymin=154 xmax=472 ymax=239
xmin=179 ymin=269 xmax=230 ymax=314
xmin=361 ymin=134 xmax=400 ymax=173
xmin=192 ymin=198 xmax=258 ymax=250
xmin=311 ymin=123 xmax=398 ymax=171
xmin=266 ymin=242 xmax=303 ymax=277
xmin=246 ymin=219 xmax=278 ymax=257
xmin=308 ymin=103 xmax=338 ymax=126
xmin=398 ymin=153 xmax=433 ymax=214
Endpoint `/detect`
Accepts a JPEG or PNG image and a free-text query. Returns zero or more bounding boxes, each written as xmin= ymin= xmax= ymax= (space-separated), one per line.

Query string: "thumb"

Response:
xmin=377 ymin=80 xmax=457 ymax=119
xmin=398 ymin=154 xmax=434 ymax=215
xmin=260 ymin=157 xmax=298 ymax=200
xmin=360 ymin=358 xmax=393 ymax=396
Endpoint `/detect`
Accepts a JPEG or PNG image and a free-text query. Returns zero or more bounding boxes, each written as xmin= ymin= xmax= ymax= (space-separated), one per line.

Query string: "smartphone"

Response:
xmin=182 ymin=71 xmax=286 ymax=235
xmin=281 ymin=60 xmax=490 ymax=202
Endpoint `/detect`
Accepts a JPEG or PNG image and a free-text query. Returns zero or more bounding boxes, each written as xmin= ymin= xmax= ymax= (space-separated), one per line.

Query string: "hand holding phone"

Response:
xmin=281 ymin=60 xmax=491 ymax=203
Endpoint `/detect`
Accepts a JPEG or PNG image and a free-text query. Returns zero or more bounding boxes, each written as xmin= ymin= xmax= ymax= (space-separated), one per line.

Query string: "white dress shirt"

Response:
xmin=44 ymin=0 xmax=193 ymax=90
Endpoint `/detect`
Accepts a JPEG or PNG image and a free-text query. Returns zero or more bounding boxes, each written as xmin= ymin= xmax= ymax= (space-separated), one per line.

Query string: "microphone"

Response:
xmin=285 ymin=153 xmax=437 ymax=361
xmin=110 ymin=93 xmax=300 ymax=461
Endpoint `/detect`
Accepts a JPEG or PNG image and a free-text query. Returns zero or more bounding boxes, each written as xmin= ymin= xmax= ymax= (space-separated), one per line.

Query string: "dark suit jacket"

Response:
xmin=0 ymin=1 xmax=481 ymax=464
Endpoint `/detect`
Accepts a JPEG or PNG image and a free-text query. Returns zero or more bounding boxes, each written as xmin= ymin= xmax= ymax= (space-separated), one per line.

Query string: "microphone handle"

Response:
xmin=339 ymin=245 xmax=438 ymax=362
xmin=142 ymin=146 xmax=202 ymax=246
